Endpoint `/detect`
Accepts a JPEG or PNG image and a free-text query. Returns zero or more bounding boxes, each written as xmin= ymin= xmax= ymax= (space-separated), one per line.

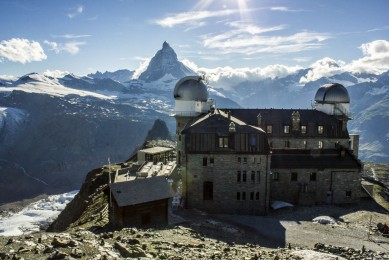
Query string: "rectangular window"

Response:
xmin=210 ymin=158 xmax=214 ymax=164
xmin=269 ymin=141 xmax=273 ymax=148
xmin=202 ymin=157 xmax=207 ymax=166
xmin=178 ymin=135 xmax=182 ymax=141
xmin=250 ymin=192 xmax=254 ymax=200
xmin=266 ymin=125 xmax=273 ymax=133
xmin=310 ymin=172 xmax=317 ymax=181
xmin=318 ymin=125 xmax=324 ymax=134
xmin=284 ymin=125 xmax=290 ymax=134
xmin=273 ymin=172 xmax=279 ymax=181
xmin=242 ymin=171 xmax=247 ymax=182
xmin=242 ymin=192 xmax=246 ymax=200
xmin=257 ymin=171 xmax=261 ymax=183
xmin=218 ymin=137 xmax=229 ymax=148
xmin=319 ymin=141 xmax=323 ymax=149
xmin=251 ymin=171 xmax=255 ymax=182
xmin=291 ymin=172 xmax=298 ymax=181
xmin=303 ymin=140 xmax=307 ymax=149
xmin=237 ymin=171 xmax=241 ymax=182
xmin=301 ymin=125 xmax=307 ymax=134
xmin=236 ymin=192 xmax=240 ymax=200
xmin=243 ymin=157 xmax=247 ymax=163
xmin=238 ymin=157 xmax=241 ymax=163
xmin=285 ymin=140 xmax=290 ymax=148
xmin=255 ymin=192 xmax=259 ymax=200
xmin=345 ymin=191 xmax=352 ymax=198
xmin=203 ymin=182 xmax=213 ymax=200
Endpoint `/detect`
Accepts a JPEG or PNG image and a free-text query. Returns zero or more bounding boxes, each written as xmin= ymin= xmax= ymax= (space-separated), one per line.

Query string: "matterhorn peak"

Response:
xmin=138 ymin=41 xmax=196 ymax=82
xmin=162 ymin=41 xmax=170 ymax=49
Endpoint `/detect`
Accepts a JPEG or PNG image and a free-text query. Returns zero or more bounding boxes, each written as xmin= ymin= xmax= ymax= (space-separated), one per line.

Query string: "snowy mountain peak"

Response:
xmin=138 ymin=41 xmax=196 ymax=82
xmin=162 ymin=41 xmax=171 ymax=50
xmin=312 ymin=57 xmax=341 ymax=68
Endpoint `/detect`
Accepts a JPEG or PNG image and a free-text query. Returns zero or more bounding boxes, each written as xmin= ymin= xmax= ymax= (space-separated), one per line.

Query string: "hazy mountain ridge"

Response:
xmin=87 ymin=69 xmax=134 ymax=84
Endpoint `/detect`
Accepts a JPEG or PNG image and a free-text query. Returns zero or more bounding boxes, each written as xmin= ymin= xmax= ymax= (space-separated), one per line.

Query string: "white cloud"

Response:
xmin=68 ymin=5 xmax=83 ymax=19
xmin=298 ymin=40 xmax=389 ymax=83
xmin=0 ymin=38 xmax=47 ymax=63
xmin=299 ymin=57 xmax=345 ymax=84
xmin=132 ymin=58 xmax=151 ymax=79
xmin=367 ymin=25 xmax=389 ymax=33
xmin=189 ymin=63 xmax=302 ymax=89
xmin=345 ymin=40 xmax=389 ymax=74
xmin=0 ymin=74 xmax=18 ymax=81
xmin=270 ymin=6 xmax=289 ymax=11
xmin=53 ymin=34 xmax=91 ymax=39
xmin=269 ymin=6 xmax=307 ymax=12
xmin=153 ymin=9 xmax=240 ymax=28
xmin=42 ymin=69 xmax=70 ymax=78
xmin=44 ymin=40 xmax=86 ymax=55
xmin=202 ymin=21 xmax=330 ymax=55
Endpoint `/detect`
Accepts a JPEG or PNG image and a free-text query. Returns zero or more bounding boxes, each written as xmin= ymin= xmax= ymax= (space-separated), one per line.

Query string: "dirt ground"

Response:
xmin=191 ymin=199 xmax=389 ymax=252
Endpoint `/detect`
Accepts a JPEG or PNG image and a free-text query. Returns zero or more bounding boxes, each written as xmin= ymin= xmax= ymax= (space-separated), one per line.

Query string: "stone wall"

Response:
xmin=270 ymin=169 xmax=361 ymax=205
xmin=183 ymin=153 xmax=270 ymax=215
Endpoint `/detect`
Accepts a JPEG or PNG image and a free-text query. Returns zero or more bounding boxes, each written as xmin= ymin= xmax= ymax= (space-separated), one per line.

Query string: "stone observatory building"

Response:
xmin=173 ymin=76 xmax=362 ymax=215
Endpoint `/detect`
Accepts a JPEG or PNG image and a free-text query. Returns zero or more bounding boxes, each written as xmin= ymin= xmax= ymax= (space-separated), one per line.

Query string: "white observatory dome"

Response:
xmin=314 ymin=83 xmax=350 ymax=104
xmin=173 ymin=76 xmax=208 ymax=101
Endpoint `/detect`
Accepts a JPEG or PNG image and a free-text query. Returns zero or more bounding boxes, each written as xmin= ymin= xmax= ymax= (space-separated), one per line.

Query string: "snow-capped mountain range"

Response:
xmin=0 ymin=41 xmax=388 ymax=204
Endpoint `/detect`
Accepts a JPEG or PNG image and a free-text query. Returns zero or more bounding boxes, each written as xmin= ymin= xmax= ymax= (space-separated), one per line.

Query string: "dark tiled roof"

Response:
xmin=271 ymin=149 xmax=362 ymax=170
xmin=182 ymin=109 xmax=266 ymax=135
xmin=221 ymin=108 xmax=349 ymax=138
xmin=110 ymin=176 xmax=172 ymax=207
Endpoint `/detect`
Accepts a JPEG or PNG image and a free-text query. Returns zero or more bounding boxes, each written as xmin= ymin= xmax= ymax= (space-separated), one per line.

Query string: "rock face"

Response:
xmin=46 ymin=166 xmax=109 ymax=232
xmin=139 ymin=41 xmax=196 ymax=82
xmin=144 ymin=119 xmax=172 ymax=142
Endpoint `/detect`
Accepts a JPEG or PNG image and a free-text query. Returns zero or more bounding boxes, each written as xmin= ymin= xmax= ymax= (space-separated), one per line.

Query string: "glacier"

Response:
xmin=0 ymin=191 xmax=78 ymax=236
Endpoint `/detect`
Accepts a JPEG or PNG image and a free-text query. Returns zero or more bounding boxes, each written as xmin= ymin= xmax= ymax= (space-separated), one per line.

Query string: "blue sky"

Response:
xmin=1 ymin=0 xmax=389 ymax=78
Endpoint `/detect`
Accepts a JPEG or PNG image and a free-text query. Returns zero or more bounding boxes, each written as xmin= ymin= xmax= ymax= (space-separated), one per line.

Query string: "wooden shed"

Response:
xmin=109 ymin=176 xmax=172 ymax=229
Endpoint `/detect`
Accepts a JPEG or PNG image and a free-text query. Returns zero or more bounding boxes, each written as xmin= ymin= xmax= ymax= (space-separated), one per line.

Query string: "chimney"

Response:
xmin=227 ymin=111 xmax=231 ymax=120
xmin=291 ymin=111 xmax=300 ymax=132
xmin=257 ymin=113 xmax=262 ymax=127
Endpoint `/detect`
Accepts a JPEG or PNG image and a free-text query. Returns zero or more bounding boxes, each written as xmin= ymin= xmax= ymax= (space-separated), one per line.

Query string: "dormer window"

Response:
xmin=291 ymin=111 xmax=300 ymax=131
xmin=266 ymin=125 xmax=273 ymax=133
xmin=229 ymin=122 xmax=236 ymax=133
xmin=318 ymin=125 xmax=324 ymax=134
xmin=284 ymin=125 xmax=290 ymax=134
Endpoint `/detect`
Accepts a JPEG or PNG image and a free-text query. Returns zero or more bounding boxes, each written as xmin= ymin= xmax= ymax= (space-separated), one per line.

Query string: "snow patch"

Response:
xmin=0 ymin=107 xmax=28 ymax=134
xmin=312 ymin=216 xmax=336 ymax=224
xmin=0 ymin=190 xmax=78 ymax=236
xmin=0 ymin=73 xmax=114 ymax=100
xmin=367 ymin=85 xmax=389 ymax=95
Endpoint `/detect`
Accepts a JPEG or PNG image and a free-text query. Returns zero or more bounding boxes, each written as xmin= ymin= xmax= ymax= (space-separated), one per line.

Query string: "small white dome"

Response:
xmin=314 ymin=83 xmax=350 ymax=103
xmin=173 ymin=76 xmax=208 ymax=101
